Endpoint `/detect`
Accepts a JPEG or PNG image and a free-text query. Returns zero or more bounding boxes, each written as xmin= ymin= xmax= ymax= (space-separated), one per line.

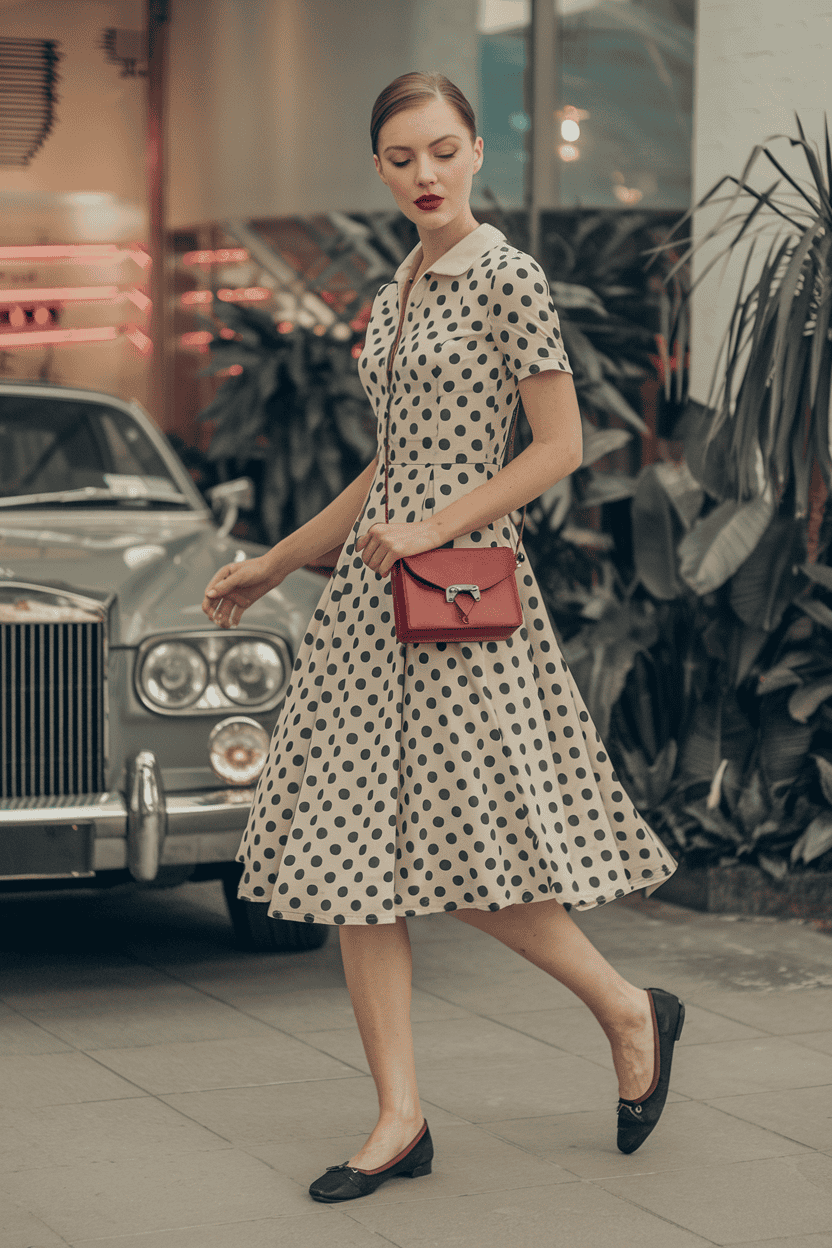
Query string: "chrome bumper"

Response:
xmin=0 ymin=751 xmax=253 ymax=882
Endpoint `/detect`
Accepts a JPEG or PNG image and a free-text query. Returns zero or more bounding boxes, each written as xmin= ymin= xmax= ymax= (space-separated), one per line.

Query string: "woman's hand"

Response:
xmin=202 ymin=554 xmax=278 ymax=629
xmin=355 ymin=520 xmax=442 ymax=577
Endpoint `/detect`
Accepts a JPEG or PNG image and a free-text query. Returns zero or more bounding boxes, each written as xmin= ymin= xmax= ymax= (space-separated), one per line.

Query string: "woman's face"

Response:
xmin=374 ymin=96 xmax=483 ymax=232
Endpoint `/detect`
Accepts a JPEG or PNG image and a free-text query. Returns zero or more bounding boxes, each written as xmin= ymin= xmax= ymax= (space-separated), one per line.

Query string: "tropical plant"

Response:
xmin=562 ymin=118 xmax=832 ymax=877
xmin=196 ymin=299 xmax=376 ymax=544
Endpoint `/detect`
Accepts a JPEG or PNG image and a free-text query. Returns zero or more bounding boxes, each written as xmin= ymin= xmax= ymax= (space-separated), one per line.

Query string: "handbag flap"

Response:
xmin=398 ymin=547 xmax=517 ymax=594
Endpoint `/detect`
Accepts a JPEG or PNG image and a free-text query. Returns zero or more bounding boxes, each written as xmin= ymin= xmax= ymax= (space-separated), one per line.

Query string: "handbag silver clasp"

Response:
xmin=446 ymin=583 xmax=481 ymax=604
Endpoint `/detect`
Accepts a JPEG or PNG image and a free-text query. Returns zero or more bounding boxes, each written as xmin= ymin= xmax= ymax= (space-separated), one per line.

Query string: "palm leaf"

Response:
xmin=631 ymin=465 xmax=683 ymax=600
xmin=678 ymin=489 xmax=775 ymax=595
xmin=728 ymin=514 xmax=805 ymax=631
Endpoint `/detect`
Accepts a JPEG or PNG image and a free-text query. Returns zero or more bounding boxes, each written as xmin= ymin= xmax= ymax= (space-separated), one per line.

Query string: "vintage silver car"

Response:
xmin=0 ymin=379 xmax=328 ymax=951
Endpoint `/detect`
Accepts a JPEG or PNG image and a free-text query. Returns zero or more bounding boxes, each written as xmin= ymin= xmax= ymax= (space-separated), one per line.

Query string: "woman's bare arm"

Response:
xmin=356 ymin=370 xmax=582 ymax=576
xmin=202 ymin=454 xmax=378 ymax=626
xmin=430 ymin=370 xmax=582 ymax=546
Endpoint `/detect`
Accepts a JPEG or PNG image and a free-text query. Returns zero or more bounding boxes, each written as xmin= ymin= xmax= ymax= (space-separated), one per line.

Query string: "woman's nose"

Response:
xmin=415 ymin=158 xmax=437 ymax=186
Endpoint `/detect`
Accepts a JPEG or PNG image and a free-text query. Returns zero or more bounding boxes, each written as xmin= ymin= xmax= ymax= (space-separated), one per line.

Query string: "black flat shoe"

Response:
xmin=617 ymin=987 xmax=685 ymax=1155
xmin=309 ymin=1121 xmax=433 ymax=1203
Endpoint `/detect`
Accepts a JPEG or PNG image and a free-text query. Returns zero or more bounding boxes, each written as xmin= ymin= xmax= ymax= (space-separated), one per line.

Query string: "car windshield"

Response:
xmin=0 ymin=396 xmax=191 ymax=507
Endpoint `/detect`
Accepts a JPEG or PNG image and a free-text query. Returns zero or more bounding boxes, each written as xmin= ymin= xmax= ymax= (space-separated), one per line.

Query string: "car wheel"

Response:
xmin=221 ymin=867 xmax=329 ymax=952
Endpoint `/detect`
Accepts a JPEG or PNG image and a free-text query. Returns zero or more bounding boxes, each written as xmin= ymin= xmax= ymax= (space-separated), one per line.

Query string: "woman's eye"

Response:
xmin=437 ymin=152 xmax=456 ymax=160
xmin=391 ymin=160 xmax=409 ymax=167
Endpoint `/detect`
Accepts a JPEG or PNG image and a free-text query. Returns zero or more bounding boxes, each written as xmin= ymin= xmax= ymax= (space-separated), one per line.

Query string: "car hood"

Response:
xmin=0 ymin=509 xmax=323 ymax=645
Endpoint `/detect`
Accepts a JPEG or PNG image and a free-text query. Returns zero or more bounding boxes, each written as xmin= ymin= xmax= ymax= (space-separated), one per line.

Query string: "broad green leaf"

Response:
xmin=581 ymin=423 xmax=632 ymax=467
xmin=682 ymin=799 xmax=743 ymax=845
xmin=790 ymin=811 xmax=832 ymax=864
xmin=759 ymin=701 xmax=814 ymax=797
xmin=757 ymin=666 xmax=803 ymax=695
xmin=737 ymin=769 xmax=769 ymax=835
xmin=652 ymin=459 xmax=705 ymax=531
xmin=729 ymin=514 xmax=805 ymax=631
xmin=631 ymin=465 xmax=683 ymax=600
xmin=678 ymin=490 xmax=775 ymax=596
xmin=798 ymin=598 xmax=832 ymax=630
xmin=758 ymin=853 xmax=789 ymax=880
xmin=788 ymin=677 xmax=832 ymax=722
xmin=812 ymin=753 xmax=832 ymax=807
xmin=618 ymin=739 xmax=677 ymax=810
xmin=683 ymin=407 xmax=734 ymax=501
xmin=799 ymin=562 xmax=832 ymax=592
xmin=579 ymin=470 xmax=637 ymax=506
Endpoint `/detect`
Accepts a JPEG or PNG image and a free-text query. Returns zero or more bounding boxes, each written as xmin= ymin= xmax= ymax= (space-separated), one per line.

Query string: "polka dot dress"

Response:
xmin=237 ymin=223 xmax=677 ymax=925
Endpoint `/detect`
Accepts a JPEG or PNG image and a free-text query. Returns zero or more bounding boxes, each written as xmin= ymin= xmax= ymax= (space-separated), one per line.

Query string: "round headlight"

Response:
xmin=209 ymin=716 xmax=269 ymax=785
xmin=217 ymin=640 xmax=284 ymax=705
xmin=140 ymin=641 xmax=208 ymax=709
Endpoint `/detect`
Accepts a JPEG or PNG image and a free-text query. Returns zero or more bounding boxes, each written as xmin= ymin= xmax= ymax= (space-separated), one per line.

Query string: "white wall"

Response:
xmin=166 ymin=0 xmax=480 ymax=229
xmin=690 ymin=0 xmax=832 ymax=401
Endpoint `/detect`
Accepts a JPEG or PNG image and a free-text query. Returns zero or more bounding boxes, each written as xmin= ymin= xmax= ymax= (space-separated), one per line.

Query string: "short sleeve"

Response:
xmin=487 ymin=253 xmax=572 ymax=382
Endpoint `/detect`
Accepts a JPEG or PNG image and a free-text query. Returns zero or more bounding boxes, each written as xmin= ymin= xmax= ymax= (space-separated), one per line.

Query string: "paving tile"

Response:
xmin=238 ymin=985 xmax=469 ymax=1035
xmin=791 ymin=1030 xmax=832 ymax=1057
xmin=671 ymin=1035 xmax=832 ymax=1098
xmin=598 ymin=1154 xmax=832 ymax=1244
xmin=412 ymin=967 xmax=577 ymax=1014
xmin=344 ymin=1177 xmax=712 ymax=1246
xmin=0 ymin=1097 xmax=227 ymax=1173
xmin=11 ymin=996 xmax=281 ymax=1051
xmin=2 ymin=1200 xmax=68 ymax=1247
xmin=89 ymin=1033 xmax=355 ymax=1094
xmin=487 ymin=1098 xmax=812 ymax=1179
xmin=696 ymin=988 xmax=832 ymax=1034
xmin=414 ymin=1053 xmax=667 ymax=1122
xmin=0 ymin=962 xmax=184 ymax=1009
xmin=249 ymin=1121 xmax=576 ymax=1200
xmin=728 ymin=1237 xmax=832 ymax=1248
xmin=0 ymin=1149 xmax=315 ymax=1241
xmin=70 ymin=1212 xmax=391 ymax=1248
xmin=160 ymin=1077 xmax=466 ymax=1146
xmin=486 ymin=1006 xmax=615 ymax=1066
xmin=0 ymin=1004 xmax=71 ymax=1056
xmin=0 ymin=1051 xmax=145 ymax=1109
xmin=408 ymin=932 xmax=524 ymax=978
xmin=302 ymin=1015 xmax=569 ymax=1075
xmin=708 ymin=1084 xmax=832 ymax=1151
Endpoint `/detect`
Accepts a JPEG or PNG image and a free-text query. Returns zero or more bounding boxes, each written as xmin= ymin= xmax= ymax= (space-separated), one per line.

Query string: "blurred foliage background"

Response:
xmin=183 ymin=122 xmax=832 ymax=878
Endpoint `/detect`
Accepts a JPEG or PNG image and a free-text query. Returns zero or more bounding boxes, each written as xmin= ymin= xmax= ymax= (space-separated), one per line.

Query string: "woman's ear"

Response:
xmin=472 ymin=136 xmax=484 ymax=176
xmin=373 ymin=153 xmax=387 ymax=184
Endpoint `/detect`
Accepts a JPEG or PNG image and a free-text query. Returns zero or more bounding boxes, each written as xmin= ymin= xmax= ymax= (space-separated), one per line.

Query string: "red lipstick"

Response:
xmin=415 ymin=195 xmax=444 ymax=211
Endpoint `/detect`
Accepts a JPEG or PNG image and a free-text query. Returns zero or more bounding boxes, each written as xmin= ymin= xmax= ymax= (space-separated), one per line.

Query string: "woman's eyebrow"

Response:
xmin=382 ymin=134 xmax=460 ymax=155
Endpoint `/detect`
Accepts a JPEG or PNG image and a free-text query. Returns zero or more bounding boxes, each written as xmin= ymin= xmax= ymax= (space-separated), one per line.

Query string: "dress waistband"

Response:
xmin=384 ymin=452 xmax=502 ymax=468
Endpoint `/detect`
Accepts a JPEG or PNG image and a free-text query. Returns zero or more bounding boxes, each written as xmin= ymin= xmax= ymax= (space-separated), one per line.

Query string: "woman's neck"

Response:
xmin=414 ymin=206 xmax=481 ymax=274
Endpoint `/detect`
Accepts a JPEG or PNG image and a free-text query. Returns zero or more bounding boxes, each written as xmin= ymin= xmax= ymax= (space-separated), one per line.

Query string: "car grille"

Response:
xmin=0 ymin=622 xmax=105 ymax=797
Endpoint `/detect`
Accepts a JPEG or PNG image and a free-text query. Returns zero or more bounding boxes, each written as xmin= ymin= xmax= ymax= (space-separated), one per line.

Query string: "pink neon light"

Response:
xmin=217 ymin=286 xmax=270 ymax=302
xmin=126 ymin=288 xmax=151 ymax=311
xmin=180 ymin=331 xmax=213 ymax=347
xmin=180 ymin=290 xmax=212 ymax=306
xmin=181 ymin=248 xmax=249 ymax=266
xmin=124 ymin=325 xmax=152 ymax=355
xmin=0 ymin=326 xmax=119 ymax=347
xmin=216 ymin=364 xmax=244 ymax=377
xmin=0 ymin=286 xmax=120 ymax=305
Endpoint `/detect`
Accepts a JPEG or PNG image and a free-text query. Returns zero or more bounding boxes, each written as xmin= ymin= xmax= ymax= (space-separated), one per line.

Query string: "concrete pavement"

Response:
xmin=1 ymin=882 xmax=831 ymax=1247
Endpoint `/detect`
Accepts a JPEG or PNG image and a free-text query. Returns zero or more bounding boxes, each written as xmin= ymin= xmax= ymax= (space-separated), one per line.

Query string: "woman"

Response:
xmin=202 ymin=72 xmax=683 ymax=1203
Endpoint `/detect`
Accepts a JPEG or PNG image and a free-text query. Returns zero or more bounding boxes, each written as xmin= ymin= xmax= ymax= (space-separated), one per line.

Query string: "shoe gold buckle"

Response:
xmin=446 ymin=583 xmax=480 ymax=604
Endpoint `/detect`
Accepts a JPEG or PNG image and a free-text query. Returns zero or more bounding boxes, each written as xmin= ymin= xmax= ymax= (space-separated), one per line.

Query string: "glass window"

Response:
xmin=556 ymin=0 xmax=695 ymax=208
xmin=477 ymin=0 xmax=532 ymax=209
xmin=0 ymin=398 xmax=186 ymax=503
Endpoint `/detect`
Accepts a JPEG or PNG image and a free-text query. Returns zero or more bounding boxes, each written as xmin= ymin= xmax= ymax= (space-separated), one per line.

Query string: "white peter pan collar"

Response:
xmin=393 ymin=222 xmax=506 ymax=286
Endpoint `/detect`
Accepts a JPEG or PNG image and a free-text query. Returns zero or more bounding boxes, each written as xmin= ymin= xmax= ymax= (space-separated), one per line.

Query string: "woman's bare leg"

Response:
xmin=338 ymin=918 xmax=424 ymax=1169
xmin=452 ymin=899 xmax=654 ymax=1100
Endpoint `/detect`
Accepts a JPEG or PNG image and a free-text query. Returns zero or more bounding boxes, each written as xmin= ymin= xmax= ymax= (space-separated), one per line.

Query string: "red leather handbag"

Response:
xmin=387 ymin=402 xmax=528 ymax=645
